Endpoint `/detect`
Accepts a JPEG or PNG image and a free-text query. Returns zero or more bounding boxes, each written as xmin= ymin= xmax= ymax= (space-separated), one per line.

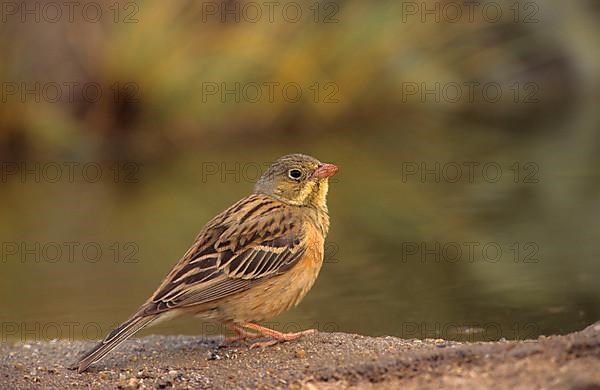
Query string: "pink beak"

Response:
xmin=312 ymin=163 xmax=338 ymax=179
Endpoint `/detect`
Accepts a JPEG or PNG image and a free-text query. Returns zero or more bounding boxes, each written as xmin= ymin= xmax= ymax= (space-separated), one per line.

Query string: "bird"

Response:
xmin=75 ymin=153 xmax=338 ymax=373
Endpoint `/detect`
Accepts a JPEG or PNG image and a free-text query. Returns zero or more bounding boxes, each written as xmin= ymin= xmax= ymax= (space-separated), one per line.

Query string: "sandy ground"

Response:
xmin=1 ymin=322 xmax=599 ymax=389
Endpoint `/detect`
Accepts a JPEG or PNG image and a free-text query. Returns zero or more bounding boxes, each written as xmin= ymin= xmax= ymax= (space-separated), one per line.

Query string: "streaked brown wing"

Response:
xmin=146 ymin=194 xmax=306 ymax=313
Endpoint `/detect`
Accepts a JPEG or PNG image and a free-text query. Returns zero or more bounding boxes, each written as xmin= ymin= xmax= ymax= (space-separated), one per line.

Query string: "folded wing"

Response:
xmin=147 ymin=194 xmax=306 ymax=313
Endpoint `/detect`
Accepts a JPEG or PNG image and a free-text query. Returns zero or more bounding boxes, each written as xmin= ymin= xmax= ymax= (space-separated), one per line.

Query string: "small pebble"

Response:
xmin=125 ymin=377 xmax=140 ymax=389
xmin=207 ymin=351 xmax=221 ymax=360
xmin=136 ymin=369 xmax=152 ymax=379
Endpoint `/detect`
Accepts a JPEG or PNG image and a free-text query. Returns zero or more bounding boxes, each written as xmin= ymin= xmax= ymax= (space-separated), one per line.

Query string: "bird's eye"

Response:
xmin=288 ymin=169 xmax=303 ymax=180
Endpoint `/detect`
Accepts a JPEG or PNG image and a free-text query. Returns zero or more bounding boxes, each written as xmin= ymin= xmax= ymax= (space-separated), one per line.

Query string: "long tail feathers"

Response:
xmin=75 ymin=314 xmax=158 ymax=373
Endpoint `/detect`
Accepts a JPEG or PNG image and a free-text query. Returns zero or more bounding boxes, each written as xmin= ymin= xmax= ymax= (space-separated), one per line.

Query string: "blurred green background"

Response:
xmin=1 ymin=0 xmax=600 ymax=342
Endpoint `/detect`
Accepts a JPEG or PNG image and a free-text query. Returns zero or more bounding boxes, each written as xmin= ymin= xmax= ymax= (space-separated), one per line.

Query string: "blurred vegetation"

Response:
xmin=1 ymin=1 xmax=600 ymax=340
xmin=1 ymin=1 xmax=597 ymax=160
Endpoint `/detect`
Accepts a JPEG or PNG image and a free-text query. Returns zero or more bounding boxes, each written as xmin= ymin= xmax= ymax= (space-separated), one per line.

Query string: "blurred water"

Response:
xmin=1 ymin=133 xmax=599 ymax=343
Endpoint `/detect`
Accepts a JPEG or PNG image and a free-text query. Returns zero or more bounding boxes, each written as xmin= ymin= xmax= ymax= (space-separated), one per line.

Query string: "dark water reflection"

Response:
xmin=1 ymin=135 xmax=599 ymax=342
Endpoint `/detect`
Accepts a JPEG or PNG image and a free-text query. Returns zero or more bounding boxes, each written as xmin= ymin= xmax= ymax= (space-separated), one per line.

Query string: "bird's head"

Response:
xmin=254 ymin=154 xmax=338 ymax=210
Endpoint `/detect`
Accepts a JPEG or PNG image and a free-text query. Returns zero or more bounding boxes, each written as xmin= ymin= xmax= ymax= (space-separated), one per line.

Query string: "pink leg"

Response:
xmin=224 ymin=324 xmax=263 ymax=343
xmin=240 ymin=322 xmax=316 ymax=348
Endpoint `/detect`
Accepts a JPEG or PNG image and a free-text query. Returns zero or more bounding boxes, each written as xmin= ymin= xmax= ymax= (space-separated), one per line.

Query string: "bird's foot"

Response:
xmin=223 ymin=324 xmax=263 ymax=344
xmin=239 ymin=323 xmax=316 ymax=349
